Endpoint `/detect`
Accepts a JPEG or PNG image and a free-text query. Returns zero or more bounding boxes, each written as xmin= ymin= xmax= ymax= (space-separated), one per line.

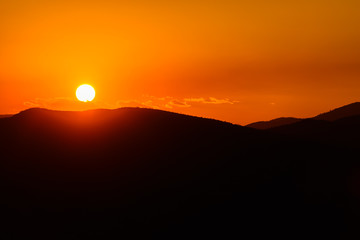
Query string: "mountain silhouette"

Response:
xmin=268 ymin=114 xmax=360 ymax=148
xmin=246 ymin=117 xmax=301 ymax=129
xmin=0 ymin=114 xmax=12 ymax=118
xmin=247 ymin=102 xmax=360 ymax=129
xmin=313 ymin=102 xmax=360 ymax=121
xmin=0 ymin=107 xmax=359 ymax=238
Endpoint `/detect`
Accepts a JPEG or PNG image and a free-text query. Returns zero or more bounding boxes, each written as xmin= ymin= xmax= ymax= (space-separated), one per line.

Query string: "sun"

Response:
xmin=76 ymin=84 xmax=96 ymax=102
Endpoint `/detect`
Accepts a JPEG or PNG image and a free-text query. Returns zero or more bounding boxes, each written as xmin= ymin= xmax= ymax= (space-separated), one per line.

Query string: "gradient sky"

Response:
xmin=1 ymin=0 xmax=359 ymax=124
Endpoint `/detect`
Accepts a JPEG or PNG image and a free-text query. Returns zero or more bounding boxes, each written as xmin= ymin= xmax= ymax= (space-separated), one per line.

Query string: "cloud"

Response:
xmin=115 ymin=99 xmax=161 ymax=109
xmin=168 ymin=100 xmax=191 ymax=108
xmin=123 ymin=96 xmax=239 ymax=109
xmin=24 ymin=97 xmax=104 ymax=111
xmin=116 ymin=96 xmax=191 ymax=110
xmin=23 ymin=95 xmax=239 ymax=113
xmin=24 ymin=100 xmax=42 ymax=108
xmin=24 ymin=97 xmax=74 ymax=109
xmin=184 ymin=97 xmax=238 ymax=105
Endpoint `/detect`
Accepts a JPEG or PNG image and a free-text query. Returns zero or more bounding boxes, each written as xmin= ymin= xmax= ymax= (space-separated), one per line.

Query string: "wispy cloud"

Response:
xmin=24 ymin=96 xmax=239 ymax=112
xmin=24 ymin=97 xmax=76 ymax=109
xmin=139 ymin=96 xmax=238 ymax=109
xmin=23 ymin=97 xmax=106 ymax=111
xmin=166 ymin=100 xmax=191 ymax=109
xmin=115 ymin=99 xmax=161 ymax=109
xmin=184 ymin=97 xmax=238 ymax=105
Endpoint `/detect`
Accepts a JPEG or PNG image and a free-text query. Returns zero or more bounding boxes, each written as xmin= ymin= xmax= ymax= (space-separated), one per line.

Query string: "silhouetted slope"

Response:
xmin=246 ymin=117 xmax=301 ymax=129
xmin=0 ymin=108 xmax=358 ymax=239
xmin=269 ymin=114 xmax=360 ymax=147
xmin=314 ymin=102 xmax=360 ymax=121
xmin=247 ymin=102 xmax=360 ymax=129
xmin=0 ymin=114 xmax=12 ymax=118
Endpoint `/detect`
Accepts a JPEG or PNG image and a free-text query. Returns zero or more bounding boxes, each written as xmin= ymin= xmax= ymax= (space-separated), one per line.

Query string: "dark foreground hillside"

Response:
xmin=0 ymin=108 xmax=359 ymax=239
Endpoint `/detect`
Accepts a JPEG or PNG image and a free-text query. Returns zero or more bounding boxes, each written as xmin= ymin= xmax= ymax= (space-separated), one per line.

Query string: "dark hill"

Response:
xmin=0 ymin=114 xmax=12 ymax=118
xmin=246 ymin=117 xmax=301 ymax=129
xmin=269 ymin=114 xmax=360 ymax=147
xmin=314 ymin=102 xmax=360 ymax=121
xmin=247 ymin=102 xmax=360 ymax=129
xmin=0 ymin=108 xmax=358 ymax=239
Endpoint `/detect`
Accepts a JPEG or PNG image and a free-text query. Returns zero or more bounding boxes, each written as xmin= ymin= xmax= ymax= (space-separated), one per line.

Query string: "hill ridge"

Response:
xmin=247 ymin=101 xmax=360 ymax=129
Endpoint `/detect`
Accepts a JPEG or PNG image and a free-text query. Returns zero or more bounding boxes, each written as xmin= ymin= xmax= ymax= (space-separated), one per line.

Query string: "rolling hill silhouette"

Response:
xmin=246 ymin=117 xmax=301 ymax=129
xmin=268 ymin=114 xmax=360 ymax=148
xmin=0 ymin=107 xmax=359 ymax=238
xmin=314 ymin=102 xmax=360 ymax=121
xmin=247 ymin=102 xmax=360 ymax=129
xmin=0 ymin=114 xmax=12 ymax=118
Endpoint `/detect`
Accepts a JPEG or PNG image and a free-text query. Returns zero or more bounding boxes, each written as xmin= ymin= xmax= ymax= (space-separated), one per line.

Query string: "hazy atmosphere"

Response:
xmin=3 ymin=1 xmax=360 ymax=238
xmin=1 ymin=0 xmax=359 ymax=124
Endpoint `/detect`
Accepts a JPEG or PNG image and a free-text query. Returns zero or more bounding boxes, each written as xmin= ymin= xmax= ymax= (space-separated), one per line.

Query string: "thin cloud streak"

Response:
xmin=24 ymin=96 xmax=239 ymax=112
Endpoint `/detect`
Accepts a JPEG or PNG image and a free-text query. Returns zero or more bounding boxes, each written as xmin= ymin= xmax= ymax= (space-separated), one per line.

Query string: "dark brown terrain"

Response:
xmin=1 ymin=105 xmax=360 ymax=239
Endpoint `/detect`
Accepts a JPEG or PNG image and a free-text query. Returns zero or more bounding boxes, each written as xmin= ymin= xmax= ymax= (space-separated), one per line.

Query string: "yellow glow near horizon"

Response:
xmin=1 ymin=1 xmax=360 ymax=124
xmin=76 ymin=84 xmax=96 ymax=102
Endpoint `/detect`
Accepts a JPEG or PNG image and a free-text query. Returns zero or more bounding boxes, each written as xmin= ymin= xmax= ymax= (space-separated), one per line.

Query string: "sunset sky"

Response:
xmin=1 ymin=0 xmax=359 ymax=124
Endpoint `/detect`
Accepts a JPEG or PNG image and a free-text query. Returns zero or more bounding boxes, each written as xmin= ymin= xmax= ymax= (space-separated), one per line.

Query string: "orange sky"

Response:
xmin=1 ymin=0 xmax=359 ymax=125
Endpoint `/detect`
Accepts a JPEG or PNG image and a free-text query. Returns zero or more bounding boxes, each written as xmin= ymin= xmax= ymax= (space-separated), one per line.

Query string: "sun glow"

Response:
xmin=76 ymin=84 xmax=96 ymax=102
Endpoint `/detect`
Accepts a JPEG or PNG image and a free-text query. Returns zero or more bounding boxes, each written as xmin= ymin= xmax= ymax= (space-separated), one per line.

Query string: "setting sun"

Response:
xmin=76 ymin=84 xmax=96 ymax=102
xmin=1 ymin=1 xmax=360 ymax=237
